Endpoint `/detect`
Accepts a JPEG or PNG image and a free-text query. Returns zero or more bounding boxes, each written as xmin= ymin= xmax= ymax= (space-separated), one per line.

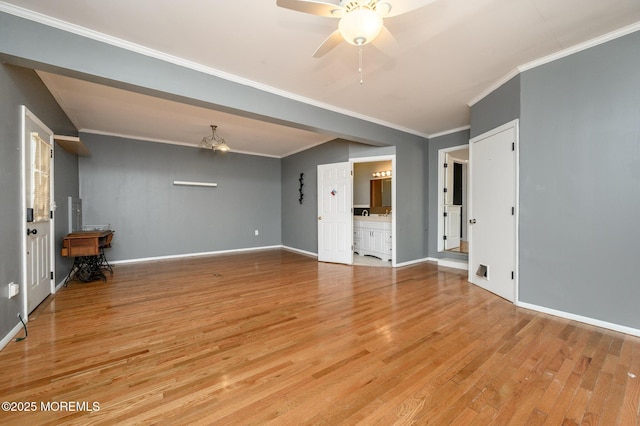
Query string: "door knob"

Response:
xmin=27 ymin=228 xmax=38 ymax=236
xmin=318 ymin=216 xmax=322 ymax=220
xmin=469 ymin=219 xmax=476 ymax=224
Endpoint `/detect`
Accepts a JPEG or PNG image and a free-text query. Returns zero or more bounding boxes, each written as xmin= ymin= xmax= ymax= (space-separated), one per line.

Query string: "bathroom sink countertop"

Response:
xmin=355 ymin=215 xmax=392 ymax=222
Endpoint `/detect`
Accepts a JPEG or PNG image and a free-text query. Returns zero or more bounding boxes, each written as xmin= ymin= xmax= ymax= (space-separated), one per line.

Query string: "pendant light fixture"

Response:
xmin=200 ymin=125 xmax=230 ymax=152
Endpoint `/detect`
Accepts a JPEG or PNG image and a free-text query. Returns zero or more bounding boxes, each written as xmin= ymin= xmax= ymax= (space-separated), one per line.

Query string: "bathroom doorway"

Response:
xmin=352 ymin=156 xmax=396 ymax=267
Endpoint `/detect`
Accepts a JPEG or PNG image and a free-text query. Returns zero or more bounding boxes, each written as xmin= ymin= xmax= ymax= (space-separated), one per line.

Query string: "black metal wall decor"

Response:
xmin=298 ymin=173 xmax=304 ymax=204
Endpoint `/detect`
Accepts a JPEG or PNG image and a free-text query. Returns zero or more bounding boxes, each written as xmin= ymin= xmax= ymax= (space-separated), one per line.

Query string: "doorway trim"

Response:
xmin=20 ymin=105 xmax=56 ymax=320
xmin=436 ymin=144 xmax=469 ymax=253
xmin=350 ymin=155 xmax=397 ymax=267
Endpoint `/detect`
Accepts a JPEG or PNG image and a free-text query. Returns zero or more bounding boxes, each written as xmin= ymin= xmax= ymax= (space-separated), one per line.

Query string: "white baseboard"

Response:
xmin=517 ymin=301 xmax=640 ymax=337
xmin=395 ymin=257 xmax=433 ymax=267
xmin=436 ymin=258 xmax=468 ymax=270
xmin=55 ymin=278 xmax=67 ymax=292
xmin=111 ymin=245 xmax=283 ymax=265
xmin=281 ymin=246 xmax=317 ymax=258
xmin=0 ymin=321 xmax=24 ymax=351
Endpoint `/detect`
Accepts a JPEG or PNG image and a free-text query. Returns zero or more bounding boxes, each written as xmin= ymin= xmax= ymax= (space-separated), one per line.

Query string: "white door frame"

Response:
xmin=318 ymin=155 xmax=396 ymax=266
xmin=350 ymin=155 xmax=396 ymax=266
xmin=437 ymin=144 xmax=469 ymax=253
xmin=20 ymin=106 xmax=56 ymax=320
xmin=468 ymin=119 xmax=519 ymax=303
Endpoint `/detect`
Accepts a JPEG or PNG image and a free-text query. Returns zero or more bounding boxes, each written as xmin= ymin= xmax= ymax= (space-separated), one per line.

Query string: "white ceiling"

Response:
xmin=4 ymin=0 xmax=640 ymax=157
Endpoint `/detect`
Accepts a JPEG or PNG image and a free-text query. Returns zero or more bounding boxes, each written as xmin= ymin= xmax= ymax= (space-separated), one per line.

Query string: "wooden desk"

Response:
xmin=62 ymin=230 xmax=114 ymax=283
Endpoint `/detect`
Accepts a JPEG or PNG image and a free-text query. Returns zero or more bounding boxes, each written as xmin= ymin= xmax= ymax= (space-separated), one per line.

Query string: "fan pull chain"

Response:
xmin=358 ymin=45 xmax=364 ymax=84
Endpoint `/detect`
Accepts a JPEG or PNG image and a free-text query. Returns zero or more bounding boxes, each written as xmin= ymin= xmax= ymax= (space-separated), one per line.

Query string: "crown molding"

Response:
xmin=428 ymin=125 xmax=471 ymax=140
xmin=467 ymin=68 xmax=520 ymax=107
xmin=518 ymin=20 xmax=640 ymax=74
xmin=468 ymin=20 xmax=640 ymax=107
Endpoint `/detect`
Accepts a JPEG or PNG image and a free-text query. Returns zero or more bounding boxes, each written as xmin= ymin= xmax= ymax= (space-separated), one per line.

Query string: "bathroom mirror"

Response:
xmin=370 ymin=178 xmax=392 ymax=212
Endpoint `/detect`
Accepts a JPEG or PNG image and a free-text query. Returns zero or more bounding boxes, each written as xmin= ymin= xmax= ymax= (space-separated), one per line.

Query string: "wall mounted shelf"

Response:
xmin=54 ymin=135 xmax=91 ymax=156
xmin=173 ymin=180 xmax=218 ymax=187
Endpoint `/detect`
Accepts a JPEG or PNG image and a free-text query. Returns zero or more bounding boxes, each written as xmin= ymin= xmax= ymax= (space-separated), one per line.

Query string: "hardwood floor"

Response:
xmin=0 ymin=249 xmax=638 ymax=425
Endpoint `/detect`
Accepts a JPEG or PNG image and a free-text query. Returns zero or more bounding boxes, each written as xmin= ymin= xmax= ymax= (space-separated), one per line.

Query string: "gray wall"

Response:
xmin=392 ymin=141 xmax=428 ymax=262
xmin=470 ymin=75 xmax=520 ymax=139
xmin=79 ymin=133 xmax=281 ymax=261
xmin=54 ymin=144 xmax=80 ymax=284
xmin=426 ymin=130 xmax=470 ymax=260
xmin=518 ymin=31 xmax=640 ymax=329
xmin=0 ymin=64 xmax=77 ymax=341
xmin=281 ymin=140 xmax=350 ymax=254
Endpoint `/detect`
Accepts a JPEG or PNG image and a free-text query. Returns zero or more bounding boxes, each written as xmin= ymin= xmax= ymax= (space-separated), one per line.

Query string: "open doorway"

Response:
xmin=352 ymin=157 xmax=395 ymax=267
xmin=437 ymin=145 xmax=468 ymax=255
xmin=316 ymin=155 xmax=396 ymax=267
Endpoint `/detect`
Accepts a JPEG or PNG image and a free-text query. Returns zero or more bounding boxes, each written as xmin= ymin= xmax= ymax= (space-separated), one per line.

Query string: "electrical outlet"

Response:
xmin=254 ymin=230 xmax=259 ymax=236
xmin=8 ymin=282 xmax=19 ymax=298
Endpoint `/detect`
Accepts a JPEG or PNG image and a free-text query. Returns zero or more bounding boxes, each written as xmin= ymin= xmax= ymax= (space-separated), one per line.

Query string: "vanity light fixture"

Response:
xmin=200 ymin=125 xmax=231 ymax=152
xmin=372 ymin=170 xmax=392 ymax=178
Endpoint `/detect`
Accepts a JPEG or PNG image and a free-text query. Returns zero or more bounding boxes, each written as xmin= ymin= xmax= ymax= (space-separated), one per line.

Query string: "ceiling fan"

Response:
xmin=276 ymin=0 xmax=434 ymax=58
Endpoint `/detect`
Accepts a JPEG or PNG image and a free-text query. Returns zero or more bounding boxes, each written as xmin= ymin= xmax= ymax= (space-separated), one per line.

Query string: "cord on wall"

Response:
xmin=15 ymin=313 xmax=27 ymax=342
xmin=173 ymin=181 xmax=218 ymax=187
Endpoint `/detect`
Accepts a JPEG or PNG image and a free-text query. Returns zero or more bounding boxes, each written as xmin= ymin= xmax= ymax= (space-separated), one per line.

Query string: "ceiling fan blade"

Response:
xmin=276 ymin=0 xmax=343 ymax=18
xmin=381 ymin=0 xmax=438 ymax=18
xmin=371 ymin=25 xmax=399 ymax=55
xmin=313 ymin=30 xmax=344 ymax=57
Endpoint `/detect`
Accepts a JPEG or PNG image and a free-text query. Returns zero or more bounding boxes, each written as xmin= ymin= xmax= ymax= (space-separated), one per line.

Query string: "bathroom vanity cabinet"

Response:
xmin=353 ymin=218 xmax=391 ymax=261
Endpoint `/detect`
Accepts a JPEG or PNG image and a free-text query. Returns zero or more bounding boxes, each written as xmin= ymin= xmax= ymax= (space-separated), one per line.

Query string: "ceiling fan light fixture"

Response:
xmin=338 ymin=7 xmax=383 ymax=45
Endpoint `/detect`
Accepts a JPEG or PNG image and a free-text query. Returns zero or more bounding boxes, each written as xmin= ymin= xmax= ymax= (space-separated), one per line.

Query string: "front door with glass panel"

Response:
xmin=24 ymin=109 xmax=53 ymax=314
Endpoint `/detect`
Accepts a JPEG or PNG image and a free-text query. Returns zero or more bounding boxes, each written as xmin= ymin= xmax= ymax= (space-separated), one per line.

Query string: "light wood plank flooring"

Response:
xmin=0 ymin=249 xmax=638 ymax=425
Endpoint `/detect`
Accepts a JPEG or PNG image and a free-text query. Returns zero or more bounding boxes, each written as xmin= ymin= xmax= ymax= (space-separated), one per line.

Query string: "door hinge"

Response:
xmin=50 ymin=210 xmax=54 ymax=219
xmin=443 ymin=235 xmax=447 ymax=240
xmin=511 ymin=207 xmax=515 ymax=216
xmin=50 ymin=271 xmax=54 ymax=280
xmin=50 ymin=149 xmax=53 ymax=158
xmin=443 ymin=187 xmax=448 ymax=193
xmin=511 ymin=142 xmax=515 ymax=151
xmin=443 ymin=212 xmax=448 ymax=217
xmin=511 ymin=271 xmax=515 ymax=280
xmin=443 ymin=162 xmax=448 ymax=168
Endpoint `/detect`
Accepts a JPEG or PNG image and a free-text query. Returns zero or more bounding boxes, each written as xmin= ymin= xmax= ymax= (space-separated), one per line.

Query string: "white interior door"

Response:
xmin=317 ymin=162 xmax=353 ymax=264
xmin=468 ymin=120 xmax=518 ymax=302
xmin=444 ymin=205 xmax=461 ymax=250
xmin=23 ymin=108 xmax=54 ymax=314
